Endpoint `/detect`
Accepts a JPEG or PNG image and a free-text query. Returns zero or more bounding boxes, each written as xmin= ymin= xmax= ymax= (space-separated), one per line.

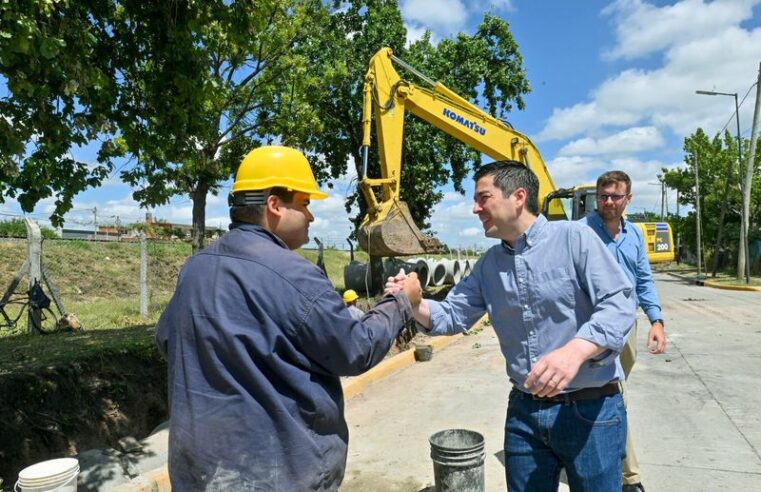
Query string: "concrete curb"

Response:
xmin=106 ymin=326 xmax=478 ymax=491
xmin=667 ymin=272 xmax=761 ymax=291
xmin=701 ymin=279 xmax=761 ymax=291
xmin=342 ymin=333 xmax=465 ymax=400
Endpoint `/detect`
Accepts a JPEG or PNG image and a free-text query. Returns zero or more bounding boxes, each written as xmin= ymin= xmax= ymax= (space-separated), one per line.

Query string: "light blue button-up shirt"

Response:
xmin=579 ymin=213 xmax=662 ymax=323
xmin=424 ymin=215 xmax=636 ymax=391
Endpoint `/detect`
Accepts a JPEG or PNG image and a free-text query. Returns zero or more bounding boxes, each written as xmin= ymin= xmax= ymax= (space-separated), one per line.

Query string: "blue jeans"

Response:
xmin=504 ymin=389 xmax=626 ymax=492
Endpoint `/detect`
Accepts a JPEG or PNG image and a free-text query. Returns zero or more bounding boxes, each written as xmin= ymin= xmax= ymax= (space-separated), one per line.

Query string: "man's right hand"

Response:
xmin=384 ymin=269 xmax=408 ymax=296
xmin=401 ymin=272 xmax=422 ymax=307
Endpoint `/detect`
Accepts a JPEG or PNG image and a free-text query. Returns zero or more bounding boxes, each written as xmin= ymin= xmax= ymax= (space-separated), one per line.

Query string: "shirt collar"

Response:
xmin=590 ymin=212 xmax=628 ymax=238
xmin=230 ymin=222 xmax=289 ymax=249
xmin=501 ymin=215 xmax=547 ymax=254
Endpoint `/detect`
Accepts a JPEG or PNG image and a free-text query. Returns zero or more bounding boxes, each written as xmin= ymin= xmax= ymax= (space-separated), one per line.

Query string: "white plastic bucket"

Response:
xmin=15 ymin=458 xmax=79 ymax=492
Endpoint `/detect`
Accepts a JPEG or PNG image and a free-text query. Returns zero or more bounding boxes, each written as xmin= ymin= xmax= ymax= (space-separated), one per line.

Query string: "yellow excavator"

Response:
xmin=357 ymin=47 xmax=674 ymax=263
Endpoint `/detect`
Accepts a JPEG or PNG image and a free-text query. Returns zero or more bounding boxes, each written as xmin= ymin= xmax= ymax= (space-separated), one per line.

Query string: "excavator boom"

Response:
xmin=358 ymin=48 xmax=564 ymax=256
xmin=358 ymin=47 xmax=674 ymax=263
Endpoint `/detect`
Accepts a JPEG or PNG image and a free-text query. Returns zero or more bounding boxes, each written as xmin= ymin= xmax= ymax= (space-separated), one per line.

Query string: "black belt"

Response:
xmin=512 ymin=382 xmax=620 ymax=404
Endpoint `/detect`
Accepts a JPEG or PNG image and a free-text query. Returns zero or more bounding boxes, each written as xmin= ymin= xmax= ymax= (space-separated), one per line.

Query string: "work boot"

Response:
xmin=622 ymin=484 xmax=645 ymax=492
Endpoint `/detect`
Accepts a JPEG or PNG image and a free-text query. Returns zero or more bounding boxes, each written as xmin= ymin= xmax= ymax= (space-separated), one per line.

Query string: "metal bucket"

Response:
xmin=429 ymin=429 xmax=485 ymax=492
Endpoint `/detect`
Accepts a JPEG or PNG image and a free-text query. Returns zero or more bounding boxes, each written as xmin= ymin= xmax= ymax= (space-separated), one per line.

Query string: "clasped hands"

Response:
xmin=384 ymin=269 xmax=423 ymax=308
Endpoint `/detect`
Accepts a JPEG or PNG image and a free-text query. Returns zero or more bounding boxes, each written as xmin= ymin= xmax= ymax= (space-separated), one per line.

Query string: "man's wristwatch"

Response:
xmin=651 ymin=319 xmax=664 ymax=327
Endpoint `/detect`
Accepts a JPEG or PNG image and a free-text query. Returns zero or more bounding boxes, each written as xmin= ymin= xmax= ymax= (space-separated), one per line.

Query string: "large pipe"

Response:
xmin=407 ymin=258 xmax=431 ymax=288
xmin=344 ymin=261 xmax=369 ymax=294
xmin=459 ymin=259 xmax=471 ymax=278
xmin=429 ymin=260 xmax=447 ymax=286
xmin=442 ymin=259 xmax=462 ymax=285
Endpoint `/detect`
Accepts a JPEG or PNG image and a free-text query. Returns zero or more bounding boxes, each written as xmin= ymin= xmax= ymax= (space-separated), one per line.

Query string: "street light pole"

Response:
xmin=695 ymin=89 xmax=748 ymax=283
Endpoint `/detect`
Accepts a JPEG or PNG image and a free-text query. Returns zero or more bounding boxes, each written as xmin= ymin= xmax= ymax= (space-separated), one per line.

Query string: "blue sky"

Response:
xmin=3 ymin=0 xmax=761 ymax=252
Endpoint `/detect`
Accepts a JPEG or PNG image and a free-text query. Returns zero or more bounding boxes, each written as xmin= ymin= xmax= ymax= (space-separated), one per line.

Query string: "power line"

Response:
xmin=718 ymin=82 xmax=758 ymax=135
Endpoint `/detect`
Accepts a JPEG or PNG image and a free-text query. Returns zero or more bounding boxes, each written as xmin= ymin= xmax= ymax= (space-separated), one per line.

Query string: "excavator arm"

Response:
xmin=358 ymin=48 xmax=566 ymax=256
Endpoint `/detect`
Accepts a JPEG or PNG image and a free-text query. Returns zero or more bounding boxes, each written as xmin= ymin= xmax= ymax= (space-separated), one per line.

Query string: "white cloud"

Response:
xmin=459 ymin=227 xmax=482 ymax=237
xmin=401 ymin=0 xmax=516 ymax=44
xmin=545 ymin=156 xmax=610 ymax=189
xmin=406 ymin=25 xmax=429 ymax=45
xmin=602 ymin=0 xmax=761 ymax=60
xmin=539 ymin=0 xmax=761 ymax=142
xmin=558 ymin=126 xmax=665 ymax=156
xmin=401 ymin=0 xmax=468 ymax=34
xmin=537 ymin=101 xmax=640 ymax=141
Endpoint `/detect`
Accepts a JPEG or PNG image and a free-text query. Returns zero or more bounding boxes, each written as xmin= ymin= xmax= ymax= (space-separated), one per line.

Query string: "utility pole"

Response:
xmin=740 ymin=63 xmax=761 ymax=283
xmin=694 ymin=151 xmax=704 ymax=280
xmin=92 ymin=207 xmax=98 ymax=238
xmin=696 ymin=90 xmax=742 ymax=278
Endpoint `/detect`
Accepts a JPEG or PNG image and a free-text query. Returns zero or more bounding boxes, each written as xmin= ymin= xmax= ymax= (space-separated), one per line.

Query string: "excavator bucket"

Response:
xmin=357 ymin=200 xmax=441 ymax=257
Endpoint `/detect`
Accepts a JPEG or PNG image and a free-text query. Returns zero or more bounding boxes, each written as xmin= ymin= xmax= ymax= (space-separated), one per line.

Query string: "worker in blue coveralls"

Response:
xmin=580 ymin=170 xmax=667 ymax=492
xmin=156 ymin=146 xmax=422 ymax=491
xmin=386 ymin=161 xmax=636 ymax=491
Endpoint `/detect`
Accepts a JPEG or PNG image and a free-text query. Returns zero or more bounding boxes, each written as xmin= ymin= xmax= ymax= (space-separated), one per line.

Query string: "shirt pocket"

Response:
xmin=532 ymin=266 xmax=576 ymax=312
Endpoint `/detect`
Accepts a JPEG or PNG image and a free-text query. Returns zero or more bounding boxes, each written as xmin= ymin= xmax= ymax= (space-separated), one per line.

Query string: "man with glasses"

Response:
xmin=580 ymin=170 xmax=667 ymax=492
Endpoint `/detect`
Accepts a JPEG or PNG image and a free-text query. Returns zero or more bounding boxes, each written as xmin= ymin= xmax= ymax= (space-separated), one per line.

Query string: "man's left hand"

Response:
xmin=647 ymin=322 xmax=666 ymax=354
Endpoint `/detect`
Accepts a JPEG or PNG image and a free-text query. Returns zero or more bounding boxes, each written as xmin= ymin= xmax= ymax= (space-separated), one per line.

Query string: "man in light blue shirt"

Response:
xmin=580 ymin=170 xmax=666 ymax=492
xmin=387 ymin=161 xmax=636 ymax=491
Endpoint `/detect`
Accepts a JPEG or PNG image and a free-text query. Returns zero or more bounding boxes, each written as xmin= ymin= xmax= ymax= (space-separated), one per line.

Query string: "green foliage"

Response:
xmin=663 ymin=128 xmax=761 ymax=271
xmin=0 ymin=218 xmax=56 ymax=238
xmin=0 ymin=0 xmax=117 ymax=225
xmin=296 ymin=1 xmax=530 ymax=234
xmin=2 ymin=0 xmax=529 ymax=255
xmin=104 ymin=0 xmax=329 ymax=253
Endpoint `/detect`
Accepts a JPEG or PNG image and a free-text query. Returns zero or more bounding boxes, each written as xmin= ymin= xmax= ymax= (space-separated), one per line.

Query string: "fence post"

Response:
xmin=25 ymin=218 xmax=42 ymax=334
xmin=140 ymin=232 xmax=149 ymax=318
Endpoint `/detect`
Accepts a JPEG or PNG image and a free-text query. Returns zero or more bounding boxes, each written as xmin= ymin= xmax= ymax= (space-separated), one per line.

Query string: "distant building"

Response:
xmin=61 ymin=228 xmax=96 ymax=240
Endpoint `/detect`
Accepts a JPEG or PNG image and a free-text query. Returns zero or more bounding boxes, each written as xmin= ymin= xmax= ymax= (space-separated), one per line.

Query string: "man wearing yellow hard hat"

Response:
xmin=156 ymin=146 xmax=422 ymax=491
xmin=342 ymin=289 xmax=365 ymax=320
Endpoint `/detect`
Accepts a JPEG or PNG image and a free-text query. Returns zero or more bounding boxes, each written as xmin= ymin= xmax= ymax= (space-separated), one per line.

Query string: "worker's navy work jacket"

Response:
xmin=156 ymin=223 xmax=413 ymax=491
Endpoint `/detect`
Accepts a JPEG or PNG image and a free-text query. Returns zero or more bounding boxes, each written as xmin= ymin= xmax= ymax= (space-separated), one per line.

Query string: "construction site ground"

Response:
xmin=6 ymin=272 xmax=761 ymax=491
xmin=340 ymin=272 xmax=761 ymax=491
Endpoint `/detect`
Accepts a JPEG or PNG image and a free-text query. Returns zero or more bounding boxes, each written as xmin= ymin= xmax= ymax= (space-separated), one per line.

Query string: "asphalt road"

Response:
xmin=341 ymin=273 xmax=761 ymax=492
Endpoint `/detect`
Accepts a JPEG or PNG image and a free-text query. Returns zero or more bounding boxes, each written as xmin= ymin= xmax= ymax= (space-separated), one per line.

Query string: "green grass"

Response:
xmin=704 ymin=274 xmax=761 ymax=287
xmin=0 ymin=239 xmax=380 ymax=340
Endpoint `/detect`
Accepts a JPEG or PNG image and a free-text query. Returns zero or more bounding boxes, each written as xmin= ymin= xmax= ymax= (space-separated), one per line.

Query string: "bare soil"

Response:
xmin=0 ymin=328 xmax=167 ymax=490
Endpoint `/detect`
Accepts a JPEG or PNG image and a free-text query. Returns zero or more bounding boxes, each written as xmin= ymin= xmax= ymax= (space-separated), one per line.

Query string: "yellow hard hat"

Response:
xmin=342 ymin=289 xmax=359 ymax=303
xmin=232 ymin=146 xmax=328 ymax=199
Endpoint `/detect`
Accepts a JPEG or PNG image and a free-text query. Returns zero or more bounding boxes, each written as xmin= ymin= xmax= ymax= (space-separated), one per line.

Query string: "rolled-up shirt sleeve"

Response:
xmin=632 ymin=227 xmax=663 ymax=322
xmin=425 ymin=262 xmax=488 ymax=337
xmin=572 ymin=226 xmax=637 ymax=365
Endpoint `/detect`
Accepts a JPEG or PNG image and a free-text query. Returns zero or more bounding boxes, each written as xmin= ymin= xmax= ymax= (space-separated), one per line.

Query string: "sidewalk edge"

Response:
xmin=666 ymin=272 xmax=761 ymax=291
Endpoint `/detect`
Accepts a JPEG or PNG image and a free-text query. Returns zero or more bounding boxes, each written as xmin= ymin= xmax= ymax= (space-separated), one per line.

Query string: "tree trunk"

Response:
xmin=191 ymin=180 xmax=209 ymax=254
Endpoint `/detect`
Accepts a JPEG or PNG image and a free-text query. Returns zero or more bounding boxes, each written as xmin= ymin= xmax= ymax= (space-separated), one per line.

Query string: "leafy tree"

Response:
xmin=663 ymin=128 xmax=761 ymax=271
xmin=103 ymin=0 xmax=328 ymax=253
xmin=0 ymin=218 xmax=56 ymax=238
xmin=0 ymin=0 xmax=117 ymax=226
xmin=298 ymin=1 xmax=530 ymax=236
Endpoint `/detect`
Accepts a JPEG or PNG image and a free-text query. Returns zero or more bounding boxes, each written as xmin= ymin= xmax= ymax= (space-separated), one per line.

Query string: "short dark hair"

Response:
xmin=474 ymin=160 xmax=539 ymax=214
xmin=596 ymin=170 xmax=631 ymax=194
xmin=229 ymin=187 xmax=295 ymax=224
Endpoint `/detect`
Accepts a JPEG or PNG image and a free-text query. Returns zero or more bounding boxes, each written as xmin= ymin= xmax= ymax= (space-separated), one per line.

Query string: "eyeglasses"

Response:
xmin=597 ymin=194 xmax=627 ymax=203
